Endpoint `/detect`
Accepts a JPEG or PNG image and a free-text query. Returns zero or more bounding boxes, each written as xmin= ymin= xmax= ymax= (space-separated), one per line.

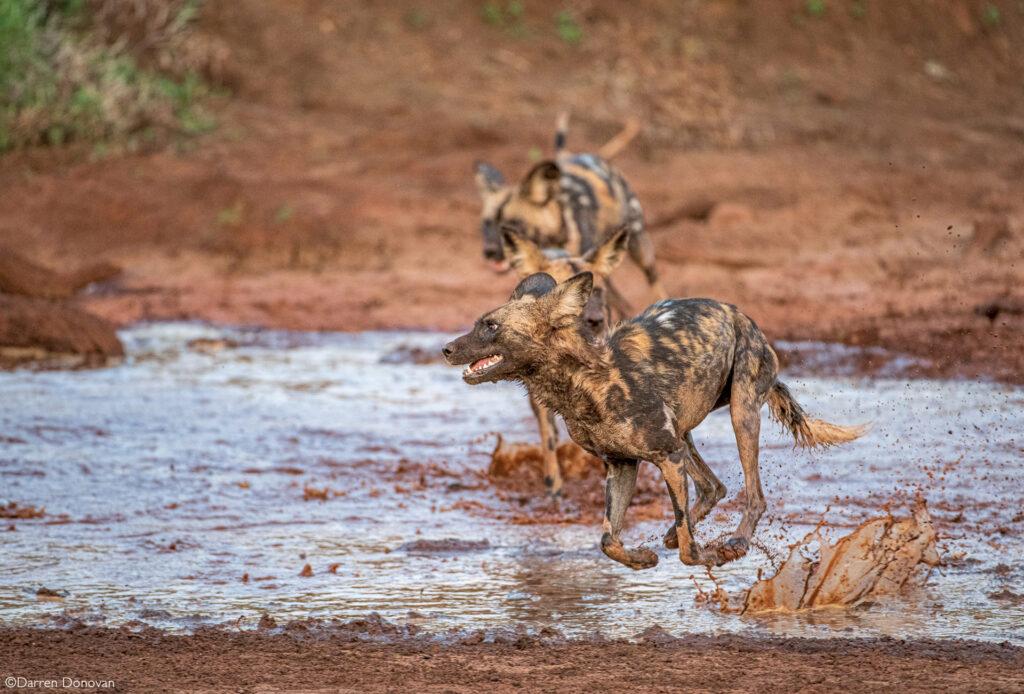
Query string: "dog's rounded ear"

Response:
xmin=475 ymin=160 xmax=506 ymax=196
xmin=548 ymin=272 xmax=594 ymax=328
xmin=583 ymin=226 xmax=630 ymax=277
xmin=501 ymin=226 xmax=549 ymax=277
xmin=510 ymin=272 xmax=557 ymax=301
xmin=519 ymin=161 xmax=561 ymax=206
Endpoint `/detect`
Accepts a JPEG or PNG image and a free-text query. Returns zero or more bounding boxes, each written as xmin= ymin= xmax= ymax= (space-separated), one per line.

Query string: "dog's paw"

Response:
xmin=543 ymin=477 xmax=563 ymax=500
xmin=715 ymin=537 xmax=750 ymax=564
xmin=627 ymin=547 xmax=659 ymax=570
xmin=662 ymin=527 xmax=679 ymax=549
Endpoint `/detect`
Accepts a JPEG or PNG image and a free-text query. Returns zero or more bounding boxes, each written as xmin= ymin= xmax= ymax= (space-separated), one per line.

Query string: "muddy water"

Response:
xmin=1 ymin=325 xmax=1022 ymax=642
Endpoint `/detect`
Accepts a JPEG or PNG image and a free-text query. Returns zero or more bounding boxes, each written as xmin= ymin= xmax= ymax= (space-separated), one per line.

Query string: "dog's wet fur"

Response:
xmin=474 ymin=115 xmax=666 ymax=302
xmin=443 ymin=272 xmax=866 ymax=568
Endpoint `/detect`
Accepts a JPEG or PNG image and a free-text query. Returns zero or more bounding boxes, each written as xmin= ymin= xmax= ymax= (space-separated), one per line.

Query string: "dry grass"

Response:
xmin=0 ymin=0 xmax=225 ymax=152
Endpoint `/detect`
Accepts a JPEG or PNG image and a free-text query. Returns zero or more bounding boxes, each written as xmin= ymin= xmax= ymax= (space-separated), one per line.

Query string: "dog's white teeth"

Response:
xmin=464 ymin=355 xmax=502 ymax=376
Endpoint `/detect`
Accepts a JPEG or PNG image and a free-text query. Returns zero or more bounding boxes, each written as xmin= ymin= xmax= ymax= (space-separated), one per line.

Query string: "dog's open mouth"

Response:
xmin=462 ymin=354 xmax=503 ymax=377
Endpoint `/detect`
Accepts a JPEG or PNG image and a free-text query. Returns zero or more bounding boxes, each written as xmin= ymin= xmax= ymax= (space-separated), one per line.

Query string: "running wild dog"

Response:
xmin=474 ymin=114 xmax=666 ymax=303
xmin=443 ymin=272 xmax=866 ymax=567
xmin=500 ymin=226 xmax=630 ymax=498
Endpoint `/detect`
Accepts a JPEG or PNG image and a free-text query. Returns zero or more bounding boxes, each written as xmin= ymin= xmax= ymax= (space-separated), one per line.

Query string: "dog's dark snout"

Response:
xmin=442 ymin=342 xmax=455 ymax=360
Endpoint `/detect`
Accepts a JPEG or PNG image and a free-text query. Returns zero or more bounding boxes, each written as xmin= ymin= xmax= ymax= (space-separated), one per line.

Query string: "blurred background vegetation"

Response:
xmin=0 ymin=0 xmax=225 ymax=153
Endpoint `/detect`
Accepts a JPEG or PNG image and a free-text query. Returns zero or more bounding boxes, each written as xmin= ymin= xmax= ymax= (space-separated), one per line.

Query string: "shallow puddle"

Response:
xmin=1 ymin=324 xmax=1021 ymax=642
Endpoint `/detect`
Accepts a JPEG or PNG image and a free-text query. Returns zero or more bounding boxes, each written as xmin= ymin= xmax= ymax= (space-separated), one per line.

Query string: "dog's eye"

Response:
xmin=486 ymin=321 xmax=500 ymax=332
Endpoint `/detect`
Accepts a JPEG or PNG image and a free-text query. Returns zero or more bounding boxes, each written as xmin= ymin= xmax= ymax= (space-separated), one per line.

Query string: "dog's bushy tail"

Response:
xmin=767 ymin=381 xmax=868 ymax=450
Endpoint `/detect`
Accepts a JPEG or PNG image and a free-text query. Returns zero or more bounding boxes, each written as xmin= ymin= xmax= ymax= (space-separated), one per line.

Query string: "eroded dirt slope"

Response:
xmin=0 ymin=1 xmax=1021 ymax=380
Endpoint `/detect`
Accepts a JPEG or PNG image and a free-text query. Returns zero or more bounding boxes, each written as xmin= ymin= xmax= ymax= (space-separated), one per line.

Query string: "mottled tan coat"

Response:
xmin=444 ymin=273 xmax=865 ymax=568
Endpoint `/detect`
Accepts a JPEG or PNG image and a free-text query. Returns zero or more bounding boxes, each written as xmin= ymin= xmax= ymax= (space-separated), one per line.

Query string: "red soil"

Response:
xmin=0 ymin=625 xmax=1021 ymax=694
xmin=0 ymin=1 xmax=1021 ymax=381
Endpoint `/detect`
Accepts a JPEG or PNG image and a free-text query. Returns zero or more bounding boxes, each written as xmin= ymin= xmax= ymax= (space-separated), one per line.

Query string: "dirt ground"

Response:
xmin=1 ymin=1 xmax=1022 ymax=381
xmin=1 ymin=625 xmax=1022 ymax=694
xmin=2 ymin=1 xmax=1023 ymax=690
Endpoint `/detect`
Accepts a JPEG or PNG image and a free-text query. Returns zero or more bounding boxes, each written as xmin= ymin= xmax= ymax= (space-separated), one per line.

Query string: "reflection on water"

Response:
xmin=0 ymin=324 xmax=1021 ymax=642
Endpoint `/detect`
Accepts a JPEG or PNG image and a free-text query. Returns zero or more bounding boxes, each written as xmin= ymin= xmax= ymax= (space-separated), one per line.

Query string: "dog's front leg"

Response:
xmin=599 ymin=458 xmax=658 ymax=570
xmin=656 ymin=453 xmax=717 ymax=566
xmin=664 ymin=433 xmax=727 ymax=549
xmin=528 ymin=395 xmax=562 ymax=498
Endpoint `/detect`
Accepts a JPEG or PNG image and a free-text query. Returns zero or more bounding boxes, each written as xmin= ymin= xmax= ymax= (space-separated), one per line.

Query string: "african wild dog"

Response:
xmin=473 ymin=114 xmax=666 ymax=303
xmin=500 ymin=225 xmax=629 ymax=498
xmin=443 ymin=272 xmax=866 ymax=567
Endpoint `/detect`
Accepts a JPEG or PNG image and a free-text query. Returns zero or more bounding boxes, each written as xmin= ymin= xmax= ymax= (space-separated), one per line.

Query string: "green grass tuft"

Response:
xmin=555 ymin=10 xmax=583 ymax=44
xmin=0 ymin=0 xmax=215 ymax=152
xmin=805 ymin=0 xmax=827 ymax=18
xmin=981 ymin=4 xmax=1001 ymax=26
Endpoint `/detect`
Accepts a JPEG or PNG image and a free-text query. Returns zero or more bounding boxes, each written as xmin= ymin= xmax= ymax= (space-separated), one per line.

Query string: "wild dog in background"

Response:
xmin=499 ymin=226 xmax=629 ymax=498
xmin=474 ymin=113 xmax=666 ymax=303
xmin=443 ymin=272 xmax=866 ymax=568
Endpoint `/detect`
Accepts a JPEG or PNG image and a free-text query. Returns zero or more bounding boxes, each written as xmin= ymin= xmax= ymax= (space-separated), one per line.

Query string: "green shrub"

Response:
xmin=805 ymin=0 xmax=827 ymax=18
xmin=981 ymin=4 xmax=1001 ymax=26
xmin=0 ymin=0 xmax=215 ymax=153
xmin=481 ymin=1 xmax=532 ymax=37
xmin=555 ymin=10 xmax=582 ymax=44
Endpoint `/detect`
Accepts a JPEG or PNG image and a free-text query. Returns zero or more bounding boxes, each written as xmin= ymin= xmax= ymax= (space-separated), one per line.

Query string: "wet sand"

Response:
xmin=2 ymin=625 xmax=1022 ymax=694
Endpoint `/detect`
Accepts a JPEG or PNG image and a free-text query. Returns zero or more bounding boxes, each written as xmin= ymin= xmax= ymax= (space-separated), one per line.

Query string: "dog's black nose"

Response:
xmin=442 ymin=343 xmax=454 ymax=359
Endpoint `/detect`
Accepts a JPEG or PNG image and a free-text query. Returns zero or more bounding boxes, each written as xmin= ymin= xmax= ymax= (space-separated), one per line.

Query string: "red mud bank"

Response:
xmin=0 ymin=249 xmax=123 ymax=368
xmin=1 ymin=625 xmax=1021 ymax=693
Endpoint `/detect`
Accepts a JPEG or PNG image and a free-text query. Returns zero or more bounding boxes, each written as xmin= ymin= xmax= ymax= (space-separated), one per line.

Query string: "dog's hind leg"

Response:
xmin=654 ymin=453 xmax=717 ymax=565
xmin=685 ymin=433 xmax=726 ymax=524
xmin=529 ymin=395 xmax=562 ymax=498
xmin=662 ymin=433 xmax=726 ymax=549
xmin=600 ymin=458 xmax=658 ymax=570
xmin=716 ymin=332 xmax=775 ymax=564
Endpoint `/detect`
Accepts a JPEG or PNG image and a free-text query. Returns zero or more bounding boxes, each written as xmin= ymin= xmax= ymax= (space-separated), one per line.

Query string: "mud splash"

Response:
xmin=0 ymin=324 xmax=1021 ymax=643
xmin=740 ymin=503 xmax=939 ymax=612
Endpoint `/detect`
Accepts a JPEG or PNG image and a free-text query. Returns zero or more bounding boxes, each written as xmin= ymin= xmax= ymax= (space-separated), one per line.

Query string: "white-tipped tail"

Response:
xmin=767 ymin=382 xmax=868 ymax=449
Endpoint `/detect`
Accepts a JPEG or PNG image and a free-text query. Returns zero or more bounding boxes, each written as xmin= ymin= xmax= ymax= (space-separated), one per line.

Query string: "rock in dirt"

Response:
xmin=974 ymin=299 xmax=1024 ymax=323
xmin=706 ymin=202 xmax=755 ymax=228
xmin=186 ymin=337 xmax=240 ymax=353
xmin=648 ymin=197 xmax=717 ymax=227
xmin=0 ymin=248 xmax=124 ymax=369
xmin=987 ymin=589 xmax=1024 ymax=605
xmin=0 ymin=295 xmax=124 ymax=369
xmin=397 ymin=538 xmax=490 ymax=553
xmin=0 ymin=246 xmax=120 ymax=299
xmin=0 ymin=502 xmax=45 ymax=519
xmin=740 ymin=503 xmax=939 ymax=612
xmin=379 ymin=344 xmax=445 ymax=365
xmin=35 ymin=587 xmax=66 ymax=602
